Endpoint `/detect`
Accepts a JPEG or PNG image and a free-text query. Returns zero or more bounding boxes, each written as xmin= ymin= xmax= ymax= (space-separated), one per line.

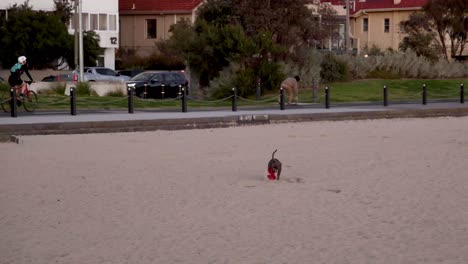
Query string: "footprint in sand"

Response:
xmin=285 ymin=177 xmax=305 ymax=183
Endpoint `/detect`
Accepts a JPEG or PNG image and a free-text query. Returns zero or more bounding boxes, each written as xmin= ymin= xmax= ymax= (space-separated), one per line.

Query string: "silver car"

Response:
xmin=74 ymin=67 xmax=131 ymax=82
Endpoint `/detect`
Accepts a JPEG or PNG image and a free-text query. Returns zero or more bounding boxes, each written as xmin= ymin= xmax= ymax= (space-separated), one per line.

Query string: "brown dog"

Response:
xmin=267 ymin=149 xmax=282 ymax=180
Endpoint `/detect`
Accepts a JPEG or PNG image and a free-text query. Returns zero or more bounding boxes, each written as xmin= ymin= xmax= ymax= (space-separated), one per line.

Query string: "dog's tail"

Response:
xmin=272 ymin=149 xmax=277 ymax=159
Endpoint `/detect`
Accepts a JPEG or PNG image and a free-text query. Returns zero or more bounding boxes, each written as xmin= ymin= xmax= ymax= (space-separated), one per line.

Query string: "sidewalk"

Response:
xmin=1 ymin=101 xmax=467 ymax=135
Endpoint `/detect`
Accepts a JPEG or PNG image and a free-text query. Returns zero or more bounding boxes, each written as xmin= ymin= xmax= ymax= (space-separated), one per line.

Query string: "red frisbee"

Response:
xmin=267 ymin=168 xmax=276 ymax=180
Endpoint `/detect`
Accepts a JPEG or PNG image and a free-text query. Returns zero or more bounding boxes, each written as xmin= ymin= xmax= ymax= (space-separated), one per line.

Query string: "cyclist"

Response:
xmin=8 ymin=56 xmax=34 ymax=98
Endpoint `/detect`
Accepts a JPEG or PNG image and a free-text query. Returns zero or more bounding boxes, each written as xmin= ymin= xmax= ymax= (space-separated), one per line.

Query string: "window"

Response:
xmin=96 ymin=68 xmax=116 ymax=76
xmin=363 ymin=18 xmax=368 ymax=32
xmin=79 ymin=13 xmax=89 ymax=30
xmin=0 ymin=9 xmax=7 ymax=21
xmin=70 ymin=13 xmax=77 ymax=29
xmin=384 ymin=18 xmax=390 ymax=33
xmin=70 ymin=13 xmax=89 ymax=30
xmin=99 ymin=14 xmax=107 ymax=30
xmin=151 ymin=74 xmax=162 ymax=82
xmin=164 ymin=73 xmax=176 ymax=82
xmin=90 ymin=14 xmax=98 ymax=30
xmin=109 ymin=14 xmax=117 ymax=31
xmin=146 ymin=19 xmax=157 ymax=39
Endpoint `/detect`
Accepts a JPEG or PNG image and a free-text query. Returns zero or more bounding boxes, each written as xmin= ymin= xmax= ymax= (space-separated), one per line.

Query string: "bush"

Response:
xmin=75 ymin=82 xmax=97 ymax=96
xmin=105 ymin=88 xmax=125 ymax=97
xmin=209 ymin=61 xmax=285 ymax=99
xmin=280 ymin=48 xmax=322 ymax=89
xmin=116 ymin=48 xmax=185 ymax=70
xmin=209 ymin=65 xmax=255 ymax=99
xmin=208 ymin=64 xmax=235 ymax=99
xmin=320 ymin=53 xmax=350 ymax=82
xmin=0 ymin=82 xmax=9 ymax=92
xmin=367 ymin=69 xmax=401 ymax=79
xmin=341 ymin=50 xmax=468 ymax=79
xmin=38 ymin=83 xmax=67 ymax=95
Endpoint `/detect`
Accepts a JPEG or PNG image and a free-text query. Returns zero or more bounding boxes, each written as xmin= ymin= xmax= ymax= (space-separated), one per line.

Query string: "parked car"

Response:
xmin=42 ymin=73 xmax=75 ymax=82
xmin=128 ymin=71 xmax=188 ymax=99
xmin=118 ymin=69 xmax=145 ymax=78
xmin=73 ymin=67 xmax=131 ymax=82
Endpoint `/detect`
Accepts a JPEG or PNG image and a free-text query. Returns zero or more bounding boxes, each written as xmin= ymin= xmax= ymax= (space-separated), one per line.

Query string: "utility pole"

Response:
xmin=345 ymin=0 xmax=350 ymax=53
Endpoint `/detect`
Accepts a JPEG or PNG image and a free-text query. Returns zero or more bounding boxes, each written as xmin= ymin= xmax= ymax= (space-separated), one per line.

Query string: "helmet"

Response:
xmin=18 ymin=56 xmax=27 ymax=64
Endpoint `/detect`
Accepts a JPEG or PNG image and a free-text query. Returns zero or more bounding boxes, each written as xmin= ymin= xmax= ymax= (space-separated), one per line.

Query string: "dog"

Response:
xmin=267 ymin=149 xmax=282 ymax=180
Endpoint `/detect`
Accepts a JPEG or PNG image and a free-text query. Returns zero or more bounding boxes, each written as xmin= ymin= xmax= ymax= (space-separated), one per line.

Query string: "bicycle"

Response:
xmin=1 ymin=81 xmax=38 ymax=113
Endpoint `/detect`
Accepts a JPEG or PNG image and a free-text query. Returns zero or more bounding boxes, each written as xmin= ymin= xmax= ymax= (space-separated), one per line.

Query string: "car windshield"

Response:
xmin=96 ymin=68 xmax=117 ymax=76
xmin=131 ymin=72 xmax=157 ymax=82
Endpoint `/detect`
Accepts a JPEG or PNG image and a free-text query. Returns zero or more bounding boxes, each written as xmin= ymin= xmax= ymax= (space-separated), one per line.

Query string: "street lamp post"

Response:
xmin=78 ymin=0 xmax=84 ymax=82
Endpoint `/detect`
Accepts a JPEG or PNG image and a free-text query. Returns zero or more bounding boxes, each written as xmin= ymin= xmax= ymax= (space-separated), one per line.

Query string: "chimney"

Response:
xmin=394 ymin=0 xmax=401 ymax=4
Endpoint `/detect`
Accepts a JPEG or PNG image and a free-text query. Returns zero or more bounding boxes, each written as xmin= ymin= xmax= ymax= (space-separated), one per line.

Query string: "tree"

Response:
xmin=425 ymin=0 xmax=468 ymax=60
xmin=81 ymin=31 xmax=101 ymax=67
xmin=163 ymin=0 xmax=336 ymax=97
xmin=399 ymin=13 xmax=439 ymax=62
xmin=53 ymin=0 xmax=74 ymax=24
xmin=0 ymin=1 xmax=101 ymax=69
xmin=195 ymin=0 xmax=337 ymax=59
xmin=400 ymin=0 xmax=468 ymax=61
xmin=0 ymin=2 xmax=73 ymax=69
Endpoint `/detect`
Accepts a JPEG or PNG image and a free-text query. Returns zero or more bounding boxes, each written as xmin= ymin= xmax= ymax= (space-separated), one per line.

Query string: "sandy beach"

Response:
xmin=1 ymin=116 xmax=468 ymax=264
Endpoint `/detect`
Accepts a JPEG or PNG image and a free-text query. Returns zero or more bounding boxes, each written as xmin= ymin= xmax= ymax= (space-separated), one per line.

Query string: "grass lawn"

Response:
xmin=1 ymin=79 xmax=466 ymax=111
xmin=297 ymin=79 xmax=467 ymax=103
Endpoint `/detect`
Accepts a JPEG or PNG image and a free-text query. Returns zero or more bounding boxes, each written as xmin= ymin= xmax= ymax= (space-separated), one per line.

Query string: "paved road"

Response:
xmin=1 ymin=101 xmax=467 ymax=136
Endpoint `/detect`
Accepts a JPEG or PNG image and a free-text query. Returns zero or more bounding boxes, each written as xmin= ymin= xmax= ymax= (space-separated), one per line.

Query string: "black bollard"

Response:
xmin=127 ymin=87 xmax=134 ymax=114
xmin=143 ymin=83 xmax=147 ymax=99
xmin=181 ymin=88 xmax=187 ymax=113
xmin=383 ymin=85 xmax=388 ymax=106
xmin=161 ymin=84 xmax=165 ymax=99
xmin=325 ymin=86 xmax=330 ymax=109
xmin=10 ymin=88 xmax=17 ymax=118
xmin=232 ymin=87 xmax=237 ymax=112
xmin=461 ymin=84 xmax=464 ymax=104
xmin=70 ymin=87 xmax=77 ymax=116
xmin=422 ymin=84 xmax=427 ymax=105
xmin=280 ymin=87 xmax=285 ymax=110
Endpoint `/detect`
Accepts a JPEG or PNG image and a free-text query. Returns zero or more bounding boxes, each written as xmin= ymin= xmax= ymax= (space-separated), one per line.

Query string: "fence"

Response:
xmin=0 ymin=83 xmax=465 ymax=118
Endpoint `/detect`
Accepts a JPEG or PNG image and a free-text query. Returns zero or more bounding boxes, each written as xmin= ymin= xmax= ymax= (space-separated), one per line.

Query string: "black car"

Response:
xmin=118 ymin=69 xmax=145 ymax=78
xmin=128 ymin=71 xmax=188 ymax=99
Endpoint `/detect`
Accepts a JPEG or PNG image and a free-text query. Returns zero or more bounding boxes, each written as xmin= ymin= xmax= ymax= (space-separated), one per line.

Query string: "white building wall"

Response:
xmin=0 ymin=0 xmax=119 ymax=69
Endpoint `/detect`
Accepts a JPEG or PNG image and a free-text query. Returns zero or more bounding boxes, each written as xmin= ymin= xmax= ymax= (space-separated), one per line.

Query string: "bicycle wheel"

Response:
xmin=23 ymin=90 xmax=38 ymax=112
xmin=0 ymin=90 xmax=12 ymax=113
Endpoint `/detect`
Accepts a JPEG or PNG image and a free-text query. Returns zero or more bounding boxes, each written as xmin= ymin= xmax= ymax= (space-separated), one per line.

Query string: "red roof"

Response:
xmin=320 ymin=0 xmax=428 ymax=14
xmin=119 ymin=0 xmax=203 ymax=12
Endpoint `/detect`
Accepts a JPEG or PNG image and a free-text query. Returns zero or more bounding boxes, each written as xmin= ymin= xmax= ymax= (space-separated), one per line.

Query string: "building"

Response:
xmin=0 ymin=0 xmax=120 ymax=69
xmin=322 ymin=0 xmax=432 ymax=54
xmin=349 ymin=0 xmax=428 ymax=54
xmin=119 ymin=0 xmax=203 ymax=57
xmin=309 ymin=0 xmax=347 ymax=51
